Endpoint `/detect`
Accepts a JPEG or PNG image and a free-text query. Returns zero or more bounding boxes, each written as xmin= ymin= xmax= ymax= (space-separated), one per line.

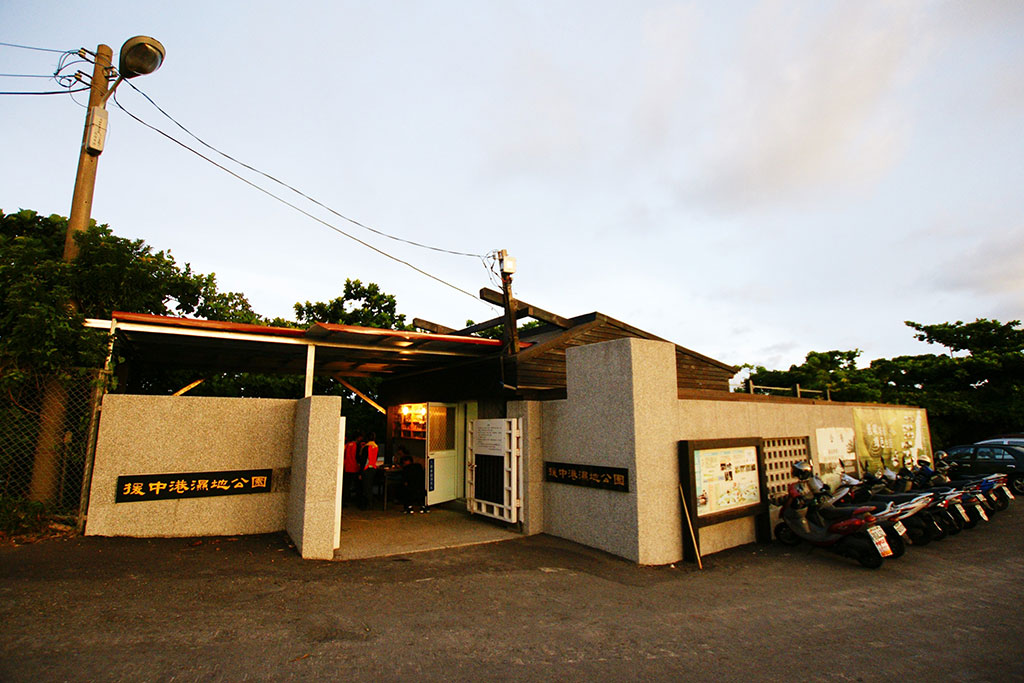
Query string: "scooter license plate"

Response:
xmin=1002 ymin=486 xmax=1015 ymax=501
xmin=866 ymin=525 xmax=892 ymax=557
xmin=892 ymin=521 xmax=909 ymax=540
xmin=955 ymin=504 xmax=969 ymax=521
xmin=977 ymin=506 xmax=989 ymax=522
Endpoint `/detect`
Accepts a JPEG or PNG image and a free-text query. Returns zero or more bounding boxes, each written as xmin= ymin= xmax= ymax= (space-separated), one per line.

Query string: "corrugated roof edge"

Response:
xmin=111 ymin=311 xmax=306 ymax=337
xmin=109 ymin=311 xmax=521 ymax=348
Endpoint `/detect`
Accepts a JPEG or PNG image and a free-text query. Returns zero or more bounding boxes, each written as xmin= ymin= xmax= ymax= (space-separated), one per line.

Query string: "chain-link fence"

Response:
xmin=0 ymin=370 xmax=103 ymax=516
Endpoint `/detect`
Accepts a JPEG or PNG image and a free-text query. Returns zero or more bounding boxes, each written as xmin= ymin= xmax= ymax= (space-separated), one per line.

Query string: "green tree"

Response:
xmin=872 ymin=319 xmax=1024 ymax=446
xmin=295 ymin=279 xmax=411 ymax=330
xmin=744 ymin=349 xmax=882 ymax=402
xmin=0 ymin=209 xmax=257 ymax=504
xmin=290 ymin=279 xmax=412 ymax=436
xmin=741 ymin=319 xmax=1024 ymax=448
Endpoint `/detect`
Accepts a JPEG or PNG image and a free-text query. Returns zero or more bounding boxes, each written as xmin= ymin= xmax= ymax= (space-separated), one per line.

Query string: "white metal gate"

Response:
xmin=466 ymin=418 xmax=521 ymax=523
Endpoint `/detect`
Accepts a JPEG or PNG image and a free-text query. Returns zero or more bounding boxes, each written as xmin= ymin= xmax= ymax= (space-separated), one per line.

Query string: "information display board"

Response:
xmin=678 ymin=438 xmax=770 ymax=562
xmin=694 ymin=445 xmax=760 ymax=517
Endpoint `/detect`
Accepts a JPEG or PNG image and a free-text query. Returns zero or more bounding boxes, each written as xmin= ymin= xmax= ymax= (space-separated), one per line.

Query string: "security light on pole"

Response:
xmin=65 ymin=36 xmax=165 ymax=260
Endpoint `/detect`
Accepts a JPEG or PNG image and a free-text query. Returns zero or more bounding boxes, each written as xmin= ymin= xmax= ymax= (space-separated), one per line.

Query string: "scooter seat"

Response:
xmin=867 ymin=492 xmax=924 ymax=504
xmin=830 ymin=501 xmax=885 ymax=514
xmin=816 ymin=504 xmax=872 ymax=520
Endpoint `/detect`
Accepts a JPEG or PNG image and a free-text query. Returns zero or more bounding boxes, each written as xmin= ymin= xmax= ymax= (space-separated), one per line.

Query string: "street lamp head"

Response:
xmin=118 ymin=36 xmax=165 ymax=79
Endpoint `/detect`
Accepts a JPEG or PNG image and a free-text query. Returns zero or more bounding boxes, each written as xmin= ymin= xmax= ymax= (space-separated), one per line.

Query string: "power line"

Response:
xmin=122 ymin=79 xmax=486 ymax=260
xmin=0 ymin=87 xmax=89 ymax=95
xmin=0 ymin=41 xmax=68 ymax=54
xmin=0 ymin=73 xmax=54 ymax=78
xmin=111 ymin=92 xmax=489 ymax=306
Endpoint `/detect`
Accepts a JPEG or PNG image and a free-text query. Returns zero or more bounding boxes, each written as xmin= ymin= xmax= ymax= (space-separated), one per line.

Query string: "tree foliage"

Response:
xmin=0 ymin=209 xmax=421 ymax=500
xmin=744 ymin=349 xmax=882 ymax=402
xmin=743 ymin=319 xmax=1024 ymax=447
xmin=871 ymin=319 xmax=1024 ymax=447
xmin=294 ymin=280 xmax=410 ymax=330
xmin=0 ymin=210 xmax=259 ymax=383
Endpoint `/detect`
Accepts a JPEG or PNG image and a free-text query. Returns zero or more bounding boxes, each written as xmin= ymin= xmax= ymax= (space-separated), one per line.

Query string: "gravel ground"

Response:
xmin=2 ymin=504 xmax=1022 ymax=682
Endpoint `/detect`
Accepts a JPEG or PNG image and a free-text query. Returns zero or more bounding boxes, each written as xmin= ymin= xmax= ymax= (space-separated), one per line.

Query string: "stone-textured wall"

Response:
xmin=534 ymin=337 xmax=922 ymax=565
xmin=286 ymin=397 xmax=343 ymax=560
xmin=677 ymin=399 xmax=855 ymax=446
xmin=540 ymin=339 xmax=650 ymax=562
xmin=85 ymin=395 xmax=296 ymax=538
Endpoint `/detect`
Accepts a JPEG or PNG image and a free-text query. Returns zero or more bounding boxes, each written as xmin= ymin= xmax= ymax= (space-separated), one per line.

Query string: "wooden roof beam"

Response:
xmin=412 ymin=318 xmax=455 ymax=334
xmin=455 ymin=315 xmax=504 ymax=335
xmin=479 ymin=288 xmax=573 ymax=329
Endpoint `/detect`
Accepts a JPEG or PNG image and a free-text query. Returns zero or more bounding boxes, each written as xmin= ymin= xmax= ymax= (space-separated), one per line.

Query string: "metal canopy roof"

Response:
xmin=86 ymin=312 xmax=512 ymax=380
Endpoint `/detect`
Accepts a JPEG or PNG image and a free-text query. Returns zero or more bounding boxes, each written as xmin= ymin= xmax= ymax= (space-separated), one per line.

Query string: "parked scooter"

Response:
xmin=827 ymin=473 xmax=926 ymax=555
xmin=775 ymin=462 xmax=891 ymax=569
xmin=931 ymin=458 xmax=1015 ymax=511
xmin=834 ymin=470 xmax=943 ymax=546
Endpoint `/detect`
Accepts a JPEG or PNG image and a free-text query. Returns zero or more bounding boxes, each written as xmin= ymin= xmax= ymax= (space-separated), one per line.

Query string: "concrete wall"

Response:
xmin=539 ymin=338 xmax=680 ymax=564
xmin=86 ymin=395 xmax=295 ymax=538
xmin=534 ymin=337 xmax=928 ymax=565
xmin=86 ymin=394 xmax=343 ymax=560
xmin=676 ymin=396 xmax=856 ymax=554
xmin=287 ymin=397 xmax=344 ymax=560
xmin=677 ymin=399 xmax=854 ymax=448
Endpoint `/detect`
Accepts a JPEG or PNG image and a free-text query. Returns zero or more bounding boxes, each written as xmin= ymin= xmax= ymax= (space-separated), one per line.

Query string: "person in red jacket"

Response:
xmin=359 ymin=432 xmax=380 ymax=509
xmin=342 ymin=431 xmax=363 ymax=507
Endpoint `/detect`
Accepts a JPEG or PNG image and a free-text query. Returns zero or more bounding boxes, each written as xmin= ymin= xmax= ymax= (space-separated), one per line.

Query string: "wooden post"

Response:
xmin=304 ymin=345 xmax=316 ymax=397
xmin=679 ymin=484 xmax=703 ymax=569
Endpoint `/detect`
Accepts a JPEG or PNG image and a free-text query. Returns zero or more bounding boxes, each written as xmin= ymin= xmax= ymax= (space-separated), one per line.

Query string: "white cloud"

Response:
xmin=934 ymin=225 xmax=1024 ymax=319
xmin=683 ymin=2 xmax=919 ymax=209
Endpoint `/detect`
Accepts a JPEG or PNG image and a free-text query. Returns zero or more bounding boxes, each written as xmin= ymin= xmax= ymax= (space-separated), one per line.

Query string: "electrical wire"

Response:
xmin=0 ymin=73 xmax=54 ymax=78
xmin=122 ymin=79 xmax=487 ymax=261
xmin=0 ymin=41 xmax=68 ymax=54
xmin=112 ymin=91 xmax=488 ymax=305
xmin=0 ymin=87 xmax=89 ymax=95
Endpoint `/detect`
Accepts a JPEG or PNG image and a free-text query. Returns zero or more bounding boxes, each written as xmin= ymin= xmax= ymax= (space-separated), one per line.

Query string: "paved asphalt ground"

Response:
xmin=2 ymin=505 xmax=1023 ymax=682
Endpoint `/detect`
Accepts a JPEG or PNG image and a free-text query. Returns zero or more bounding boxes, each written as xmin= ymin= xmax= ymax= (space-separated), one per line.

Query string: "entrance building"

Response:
xmin=82 ymin=300 xmax=931 ymax=563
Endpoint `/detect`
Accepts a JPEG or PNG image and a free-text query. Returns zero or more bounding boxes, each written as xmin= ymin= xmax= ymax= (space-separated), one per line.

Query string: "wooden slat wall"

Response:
xmin=516 ymin=320 xmax=733 ymax=393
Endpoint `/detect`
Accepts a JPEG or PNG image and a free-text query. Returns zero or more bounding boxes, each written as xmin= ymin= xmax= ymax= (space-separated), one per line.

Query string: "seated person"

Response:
xmin=397 ymin=448 xmax=427 ymax=514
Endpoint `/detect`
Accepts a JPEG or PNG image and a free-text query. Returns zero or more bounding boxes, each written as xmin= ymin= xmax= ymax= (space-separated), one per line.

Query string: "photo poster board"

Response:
xmin=852 ymin=407 xmax=933 ymax=474
xmin=815 ymin=426 xmax=857 ymax=484
xmin=678 ymin=438 xmax=770 ymax=561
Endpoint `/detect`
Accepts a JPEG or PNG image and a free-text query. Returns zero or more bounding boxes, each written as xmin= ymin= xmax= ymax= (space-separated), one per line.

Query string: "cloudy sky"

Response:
xmin=3 ymin=1 xmax=1022 ymax=374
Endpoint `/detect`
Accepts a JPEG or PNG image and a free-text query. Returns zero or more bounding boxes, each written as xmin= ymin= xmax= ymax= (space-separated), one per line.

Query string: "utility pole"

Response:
xmin=29 ymin=37 xmax=164 ymax=515
xmin=498 ymin=250 xmax=519 ymax=356
xmin=29 ymin=44 xmax=114 ymax=504
xmin=65 ymin=44 xmax=113 ymax=260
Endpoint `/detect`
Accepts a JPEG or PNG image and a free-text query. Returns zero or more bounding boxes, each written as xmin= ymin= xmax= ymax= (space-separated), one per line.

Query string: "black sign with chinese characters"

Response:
xmin=544 ymin=461 xmax=629 ymax=492
xmin=115 ymin=469 xmax=273 ymax=503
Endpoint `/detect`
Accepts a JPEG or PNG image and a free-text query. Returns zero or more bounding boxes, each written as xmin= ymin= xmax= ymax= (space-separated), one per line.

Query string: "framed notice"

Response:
xmin=678 ymin=438 xmax=770 ymax=560
xmin=693 ymin=445 xmax=760 ymax=517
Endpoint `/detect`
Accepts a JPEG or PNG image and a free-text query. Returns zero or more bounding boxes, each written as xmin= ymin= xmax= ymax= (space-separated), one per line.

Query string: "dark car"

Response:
xmin=942 ymin=443 xmax=1024 ymax=495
